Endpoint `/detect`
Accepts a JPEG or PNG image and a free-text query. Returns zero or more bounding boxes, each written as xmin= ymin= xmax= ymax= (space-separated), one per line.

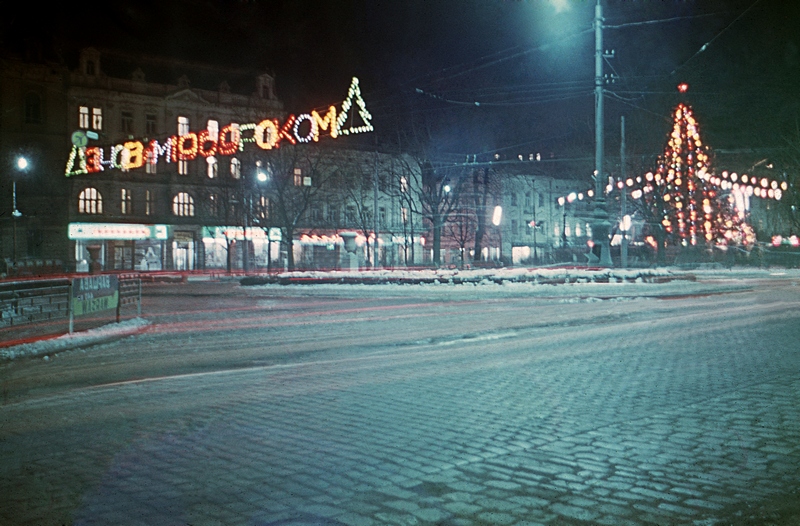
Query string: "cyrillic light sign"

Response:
xmin=65 ymin=77 xmax=373 ymax=177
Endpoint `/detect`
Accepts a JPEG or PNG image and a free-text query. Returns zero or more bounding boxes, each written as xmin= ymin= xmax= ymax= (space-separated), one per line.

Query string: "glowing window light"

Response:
xmin=78 ymin=187 xmax=103 ymax=214
xmin=172 ymin=192 xmax=195 ymax=217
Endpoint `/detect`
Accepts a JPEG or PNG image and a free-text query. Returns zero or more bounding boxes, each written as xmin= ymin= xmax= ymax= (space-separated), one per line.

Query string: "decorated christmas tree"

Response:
xmin=648 ymin=103 xmax=755 ymax=247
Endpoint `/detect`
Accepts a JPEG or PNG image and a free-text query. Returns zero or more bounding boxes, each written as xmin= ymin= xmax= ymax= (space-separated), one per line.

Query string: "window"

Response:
xmin=401 ymin=207 xmax=409 ymax=224
xmin=400 ymin=176 xmax=409 ymax=193
xmin=146 ymin=148 xmax=157 ymax=174
xmin=525 ymin=192 xmax=532 ymax=210
xmin=145 ymin=113 xmax=157 ymax=136
xmin=259 ymin=196 xmax=270 ymax=220
xmin=92 ymin=107 xmax=102 ymax=130
xmin=79 ymin=106 xmax=90 ymax=128
xmin=510 ymin=193 xmax=518 ymax=206
xmin=78 ymin=188 xmax=103 ymax=214
xmin=311 ymin=205 xmax=321 ymax=222
xmin=379 ymin=207 xmax=387 ymax=227
xmin=121 ymin=111 xmax=134 ymax=135
xmin=345 ymin=206 xmax=356 ymax=224
xmin=294 ymin=168 xmax=302 ymax=186
xmin=326 ymin=205 xmax=339 ymax=224
xmin=539 ymin=193 xmax=545 ymax=208
xmin=172 ymin=192 xmax=195 ymax=217
xmin=178 ymin=117 xmax=189 ymax=175
xmin=178 ymin=116 xmax=190 ymax=135
xmin=145 ymin=190 xmax=154 ymax=215
xmin=121 ymin=189 xmax=132 ymax=215
xmin=230 ymin=157 xmax=241 ymax=179
xmin=208 ymin=193 xmax=219 ymax=217
xmin=85 ymin=60 xmax=95 ymax=76
xmin=25 ymin=93 xmax=42 ymax=124
xmin=207 ymin=156 xmax=218 ymax=179
xmin=511 ymin=220 xmax=519 ymax=235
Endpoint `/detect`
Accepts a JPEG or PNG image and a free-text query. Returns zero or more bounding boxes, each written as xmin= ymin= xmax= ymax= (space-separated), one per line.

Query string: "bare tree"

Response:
xmin=259 ymin=145 xmax=337 ymax=271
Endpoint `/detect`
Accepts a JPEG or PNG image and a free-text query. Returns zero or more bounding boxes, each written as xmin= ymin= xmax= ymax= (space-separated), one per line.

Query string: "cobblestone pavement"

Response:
xmin=1 ymin=275 xmax=800 ymax=525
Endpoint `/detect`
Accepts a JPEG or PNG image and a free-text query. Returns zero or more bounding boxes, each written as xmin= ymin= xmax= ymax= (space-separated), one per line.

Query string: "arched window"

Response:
xmin=78 ymin=188 xmax=103 ymax=214
xmin=207 ymin=156 xmax=218 ymax=179
xmin=172 ymin=192 xmax=195 ymax=217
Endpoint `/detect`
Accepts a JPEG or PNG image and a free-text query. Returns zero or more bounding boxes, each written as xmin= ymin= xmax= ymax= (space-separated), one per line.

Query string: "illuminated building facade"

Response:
xmin=2 ymin=47 xmax=424 ymax=273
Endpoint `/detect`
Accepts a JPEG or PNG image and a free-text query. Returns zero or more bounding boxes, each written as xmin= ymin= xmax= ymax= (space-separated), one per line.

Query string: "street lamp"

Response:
xmin=492 ymin=205 xmax=503 ymax=264
xmin=12 ymin=156 xmax=28 ymax=265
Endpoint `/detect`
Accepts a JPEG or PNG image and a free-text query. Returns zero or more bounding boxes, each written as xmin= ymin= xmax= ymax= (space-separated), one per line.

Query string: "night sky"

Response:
xmin=4 ymin=0 xmax=800 ymax=173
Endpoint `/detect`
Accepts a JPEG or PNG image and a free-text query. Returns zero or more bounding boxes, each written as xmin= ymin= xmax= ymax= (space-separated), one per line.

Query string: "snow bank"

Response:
xmin=0 ymin=318 xmax=149 ymax=362
xmin=246 ymin=266 xmax=679 ymax=286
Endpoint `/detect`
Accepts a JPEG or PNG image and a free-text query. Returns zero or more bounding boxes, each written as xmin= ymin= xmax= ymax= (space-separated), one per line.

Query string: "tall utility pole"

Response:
xmin=620 ymin=115 xmax=628 ymax=268
xmin=592 ymin=0 xmax=613 ymax=266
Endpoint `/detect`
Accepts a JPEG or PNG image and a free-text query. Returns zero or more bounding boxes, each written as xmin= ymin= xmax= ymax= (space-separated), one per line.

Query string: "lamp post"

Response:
xmin=12 ymin=156 xmax=27 ymax=266
xmin=591 ymin=0 xmax=613 ymax=266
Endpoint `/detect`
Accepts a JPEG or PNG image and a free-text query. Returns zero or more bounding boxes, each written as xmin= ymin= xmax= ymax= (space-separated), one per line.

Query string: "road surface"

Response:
xmin=1 ymin=271 xmax=799 ymax=525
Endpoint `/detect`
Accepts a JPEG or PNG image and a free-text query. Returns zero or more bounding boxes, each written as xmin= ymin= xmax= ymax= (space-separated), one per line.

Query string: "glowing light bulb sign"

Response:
xmin=65 ymin=77 xmax=373 ymax=177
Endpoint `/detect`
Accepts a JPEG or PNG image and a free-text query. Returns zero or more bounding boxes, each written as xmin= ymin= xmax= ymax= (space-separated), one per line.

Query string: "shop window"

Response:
xmin=172 ymin=192 xmax=195 ymax=217
xmin=121 ymin=188 xmax=132 ymax=215
xmin=78 ymin=187 xmax=103 ymax=214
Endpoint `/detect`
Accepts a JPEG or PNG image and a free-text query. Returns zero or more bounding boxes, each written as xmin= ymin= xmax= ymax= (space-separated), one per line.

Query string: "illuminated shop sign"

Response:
xmin=68 ymin=222 xmax=169 ymax=240
xmin=65 ymin=77 xmax=373 ymax=177
xmin=202 ymin=226 xmax=267 ymax=241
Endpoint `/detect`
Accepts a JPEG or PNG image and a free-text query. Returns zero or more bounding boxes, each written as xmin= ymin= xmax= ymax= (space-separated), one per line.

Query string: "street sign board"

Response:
xmin=72 ymin=275 xmax=119 ymax=316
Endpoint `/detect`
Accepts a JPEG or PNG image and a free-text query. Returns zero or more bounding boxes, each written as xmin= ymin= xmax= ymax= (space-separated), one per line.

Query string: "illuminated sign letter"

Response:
xmin=177 ymin=133 xmax=198 ymax=160
xmin=279 ymin=115 xmax=297 ymax=145
xmin=311 ymin=106 xmax=337 ymax=140
xmin=86 ymin=147 xmax=104 ymax=173
xmin=254 ymin=119 xmax=280 ymax=150
xmin=197 ymin=130 xmax=218 ymax=157
xmin=293 ymin=114 xmax=318 ymax=144
xmin=123 ymin=141 xmax=145 ymax=170
xmin=218 ymin=124 xmax=240 ymax=155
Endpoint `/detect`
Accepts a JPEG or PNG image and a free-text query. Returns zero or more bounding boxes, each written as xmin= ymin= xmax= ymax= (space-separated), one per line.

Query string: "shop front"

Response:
xmin=68 ymin=222 xmax=170 ymax=272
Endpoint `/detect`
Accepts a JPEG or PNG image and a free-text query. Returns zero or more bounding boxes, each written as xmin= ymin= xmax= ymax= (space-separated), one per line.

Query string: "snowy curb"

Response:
xmin=0 ymin=318 xmax=150 ymax=362
xmin=241 ymin=268 xmax=691 ymax=286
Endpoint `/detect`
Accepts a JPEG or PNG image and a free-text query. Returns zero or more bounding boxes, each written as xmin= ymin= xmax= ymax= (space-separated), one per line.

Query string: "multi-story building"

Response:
xmin=2 ymin=47 xmax=427 ymax=273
